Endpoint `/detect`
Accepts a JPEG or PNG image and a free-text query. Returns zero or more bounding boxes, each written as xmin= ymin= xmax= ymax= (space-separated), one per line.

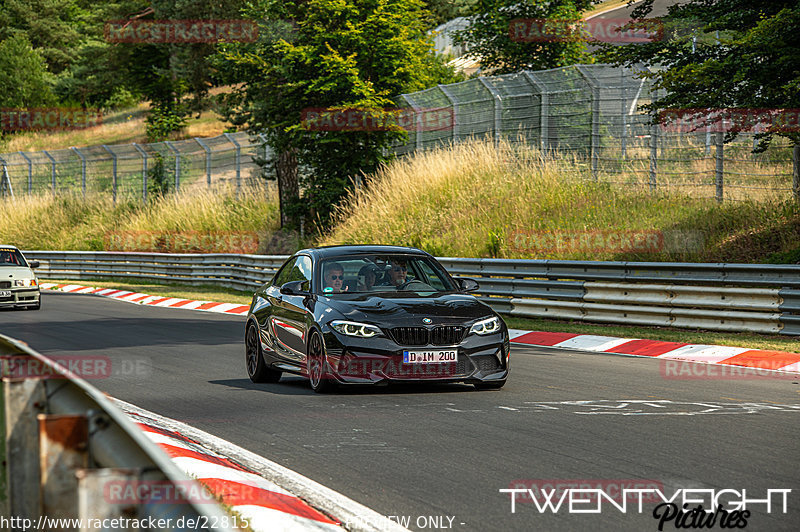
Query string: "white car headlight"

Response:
xmin=13 ymin=278 xmax=37 ymax=287
xmin=470 ymin=316 xmax=501 ymax=335
xmin=330 ymin=320 xmax=382 ymax=338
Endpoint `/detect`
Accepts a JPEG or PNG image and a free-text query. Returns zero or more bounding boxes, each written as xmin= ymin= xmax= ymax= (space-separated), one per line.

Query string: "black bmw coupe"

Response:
xmin=245 ymin=245 xmax=509 ymax=392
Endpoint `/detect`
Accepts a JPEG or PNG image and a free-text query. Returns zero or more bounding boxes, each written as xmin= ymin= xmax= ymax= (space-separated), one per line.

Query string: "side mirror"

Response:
xmin=29 ymin=260 xmax=40 ymax=269
xmin=456 ymin=277 xmax=479 ymax=292
xmin=280 ymin=280 xmax=310 ymax=296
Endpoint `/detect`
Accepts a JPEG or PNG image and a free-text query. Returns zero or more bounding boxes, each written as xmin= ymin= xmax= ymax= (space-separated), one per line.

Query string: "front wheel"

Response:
xmin=307 ymin=330 xmax=335 ymax=393
xmin=474 ymin=380 xmax=506 ymax=390
xmin=246 ymin=325 xmax=281 ymax=383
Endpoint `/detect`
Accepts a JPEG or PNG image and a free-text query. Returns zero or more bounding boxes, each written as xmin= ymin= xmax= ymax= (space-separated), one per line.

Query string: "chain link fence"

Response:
xmin=0 ymin=131 xmax=272 ymax=200
xmin=1 ymin=63 xmax=797 ymax=202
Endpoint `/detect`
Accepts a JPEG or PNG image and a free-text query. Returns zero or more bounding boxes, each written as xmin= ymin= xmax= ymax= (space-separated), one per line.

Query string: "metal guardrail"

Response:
xmin=26 ymin=251 xmax=800 ymax=336
xmin=1 ymin=334 xmax=235 ymax=530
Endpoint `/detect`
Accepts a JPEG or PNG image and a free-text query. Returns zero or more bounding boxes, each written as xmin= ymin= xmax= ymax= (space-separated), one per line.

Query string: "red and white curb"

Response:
xmin=508 ymin=329 xmax=800 ymax=374
xmin=40 ymin=282 xmax=250 ymax=316
xmin=115 ymin=399 xmax=408 ymax=532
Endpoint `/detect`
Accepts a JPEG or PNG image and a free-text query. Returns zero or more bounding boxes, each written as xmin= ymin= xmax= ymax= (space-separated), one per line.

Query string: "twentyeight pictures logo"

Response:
xmin=105 ymin=20 xmax=258 ymax=43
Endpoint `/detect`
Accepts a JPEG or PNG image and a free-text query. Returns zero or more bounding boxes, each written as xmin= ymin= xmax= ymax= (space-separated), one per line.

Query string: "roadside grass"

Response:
xmin=323 ymin=138 xmax=800 ymax=263
xmin=1 ymin=187 xmax=279 ymax=251
xmin=40 ymin=277 xmax=799 ymax=354
xmin=502 ymin=315 xmax=800 ymax=355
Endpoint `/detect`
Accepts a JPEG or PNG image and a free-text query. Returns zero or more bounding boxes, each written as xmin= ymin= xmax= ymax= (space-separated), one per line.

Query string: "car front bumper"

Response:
xmin=321 ymin=328 xmax=509 ymax=385
xmin=0 ymin=288 xmax=40 ymax=308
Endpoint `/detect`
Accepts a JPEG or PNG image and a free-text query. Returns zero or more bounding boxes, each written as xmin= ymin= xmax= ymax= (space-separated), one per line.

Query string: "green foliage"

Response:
xmin=145 ymin=104 xmax=188 ymax=141
xmin=424 ymin=0 xmax=478 ymax=26
xmin=146 ymin=153 xmax=171 ymax=197
xmin=0 ymin=34 xmax=56 ymax=108
xmin=453 ymin=0 xmax=595 ymax=74
xmin=217 ymin=0 xmax=461 ymax=230
xmin=602 ymin=0 xmax=800 ymax=149
xmin=103 ymin=87 xmax=141 ymax=111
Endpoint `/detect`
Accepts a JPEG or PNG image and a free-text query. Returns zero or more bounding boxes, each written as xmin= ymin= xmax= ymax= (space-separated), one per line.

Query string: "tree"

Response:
xmin=217 ymin=0 xmax=459 ymax=230
xmin=0 ymin=34 xmax=56 ymax=108
xmin=602 ymin=0 xmax=800 ymax=198
xmin=452 ymin=0 xmax=595 ymax=75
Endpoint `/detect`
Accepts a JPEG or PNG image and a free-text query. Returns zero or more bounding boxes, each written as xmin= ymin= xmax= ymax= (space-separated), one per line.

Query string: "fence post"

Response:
xmin=18 ymin=151 xmax=32 ymax=194
xmin=620 ymin=69 xmax=627 ymax=159
xmin=0 ymin=157 xmax=11 ymax=198
xmin=132 ymin=143 xmax=148 ymax=202
xmin=223 ymin=133 xmax=242 ymax=198
xmin=101 ymin=145 xmax=117 ymax=204
xmin=400 ymin=94 xmax=423 ymax=152
xmin=438 ymin=84 xmax=459 ymax=141
xmin=523 ymin=72 xmax=548 ymax=154
xmin=793 ymin=144 xmax=800 ymax=202
xmin=43 ymin=150 xmax=57 ymax=196
xmin=164 ymin=141 xmax=180 ymax=193
xmin=649 ymin=122 xmax=658 ymax=193
xmin=478 ymin=77 xmax=502 ymax=146
xmin=715 ymin=131 xmax=724 ymax=202
xmin=195 ymin=137 xmax=212 ymax=189
xmin=70 ymin=147 xmax=86 ymax=198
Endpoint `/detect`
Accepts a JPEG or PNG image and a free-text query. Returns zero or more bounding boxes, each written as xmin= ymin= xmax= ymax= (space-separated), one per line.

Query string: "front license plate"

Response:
xmin=403 ymin=350 xmax=457 ymax=364
xmin=0 ymin=291 xmax=10 ymax=297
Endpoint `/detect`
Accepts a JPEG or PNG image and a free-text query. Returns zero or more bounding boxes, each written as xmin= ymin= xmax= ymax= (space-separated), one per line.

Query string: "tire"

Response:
xmin=30 ymin=298 xmax=41 ymax=311
xmin=474 ymin=380 xmax=506 ymax=390
xmin=307 ymin=330 xmax=335 ymax=393
xmin=246 ymin=324 xmax=281 ymax=383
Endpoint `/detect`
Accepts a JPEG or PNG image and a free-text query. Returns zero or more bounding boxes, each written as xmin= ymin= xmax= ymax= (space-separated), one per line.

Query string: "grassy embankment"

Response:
xmin=3 ymin=139 xmax=798 ymax=353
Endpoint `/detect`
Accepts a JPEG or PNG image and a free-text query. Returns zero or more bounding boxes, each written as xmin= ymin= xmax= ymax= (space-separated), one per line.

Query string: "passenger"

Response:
xmin=323 ymin=262 xmax=348 ymax=293
xmin=357 ymin=265 xmax=379 ymax=291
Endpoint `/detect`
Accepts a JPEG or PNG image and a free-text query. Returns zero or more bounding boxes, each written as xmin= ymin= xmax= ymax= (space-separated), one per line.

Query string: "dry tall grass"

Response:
xmin=322 ymin=139 xmax=799 ymax=262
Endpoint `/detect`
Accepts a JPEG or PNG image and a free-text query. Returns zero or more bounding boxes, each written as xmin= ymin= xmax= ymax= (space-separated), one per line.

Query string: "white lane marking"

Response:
xmin=115 ymin=399 xmax=410 ymax=532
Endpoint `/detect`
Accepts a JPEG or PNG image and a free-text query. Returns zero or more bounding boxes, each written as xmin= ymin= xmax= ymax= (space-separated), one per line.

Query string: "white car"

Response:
xmin=0 ymin=246 xmax=41 ymax=310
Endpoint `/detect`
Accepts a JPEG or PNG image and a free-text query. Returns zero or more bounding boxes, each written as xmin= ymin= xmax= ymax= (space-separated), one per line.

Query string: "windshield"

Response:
xmin=318 ymin=254 xmax=457 ymax=295
xmin=0 ymin=248 xmax=26 ymax=267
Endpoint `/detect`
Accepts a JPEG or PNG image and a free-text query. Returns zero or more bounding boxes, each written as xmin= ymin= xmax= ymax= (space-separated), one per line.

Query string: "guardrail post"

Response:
xmin=18 ymin=151 xmax=33 ymax=194
xmin=77 ymin=468 xmax=144 ymax=526
xmin=196 ymin=137 xmax=212 ymax=189
xmin=43 ymin=150 xmax=57 ymax=196
xmin=164 ymin=141 xmax=180 ymax=194
xmin=132 ymin=143 xmax=148 ymax=203
xmin=39 ymin=413 xmax=89 ymax=523
xmin=71 ymin=147 xmax=87 ymax=198
xmin=3 ymin=378 xmax=47 ymax=519
xmin=223 ymin=133 xmax=242 ymax=198
xmin=649 ymin=123 xmax=658 ymax=192
xmin=715 ymin=131 xmax=724 ymax=202
xmin=102 ymin=145 xmax=118 ymax=204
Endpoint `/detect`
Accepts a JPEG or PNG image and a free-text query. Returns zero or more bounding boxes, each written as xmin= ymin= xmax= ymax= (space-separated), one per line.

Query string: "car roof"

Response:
xmin=0 ymin=245 xmax=20 ymax=251
xmin=296 ymin=245 xmax=430 ymax=259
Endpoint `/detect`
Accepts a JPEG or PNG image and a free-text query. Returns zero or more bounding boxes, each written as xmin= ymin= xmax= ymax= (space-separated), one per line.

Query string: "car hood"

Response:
xmin=321 ymin=292 xmax=493 ymax=325
xmin=0 ymin=266 xmax=34 ymax=279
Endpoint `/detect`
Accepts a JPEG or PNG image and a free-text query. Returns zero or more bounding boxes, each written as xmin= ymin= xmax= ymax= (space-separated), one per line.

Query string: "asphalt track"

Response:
xmin=2 ymin=291 xmax=799 ymax=531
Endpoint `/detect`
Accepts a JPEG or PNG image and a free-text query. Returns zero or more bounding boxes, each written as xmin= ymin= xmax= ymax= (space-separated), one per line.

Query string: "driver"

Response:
xmin=385 ymin=259 xmax=408 ymax=288
xmin=323 ymin=262 xmax=348 ymax=293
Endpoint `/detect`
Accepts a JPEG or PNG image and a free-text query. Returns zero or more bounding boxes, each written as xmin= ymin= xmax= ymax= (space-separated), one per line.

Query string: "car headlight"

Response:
xmin=470 ymin=316 xmax=501 ymax=335
xmin=13 ymin=279 xmax=37 ymax=287
xmin=330 ymin=320 xmax=382 ymax=338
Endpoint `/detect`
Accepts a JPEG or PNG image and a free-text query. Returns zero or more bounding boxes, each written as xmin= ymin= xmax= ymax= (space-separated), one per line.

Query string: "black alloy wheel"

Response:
xmin=246 ymin=324 xmax=281 ymax=383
